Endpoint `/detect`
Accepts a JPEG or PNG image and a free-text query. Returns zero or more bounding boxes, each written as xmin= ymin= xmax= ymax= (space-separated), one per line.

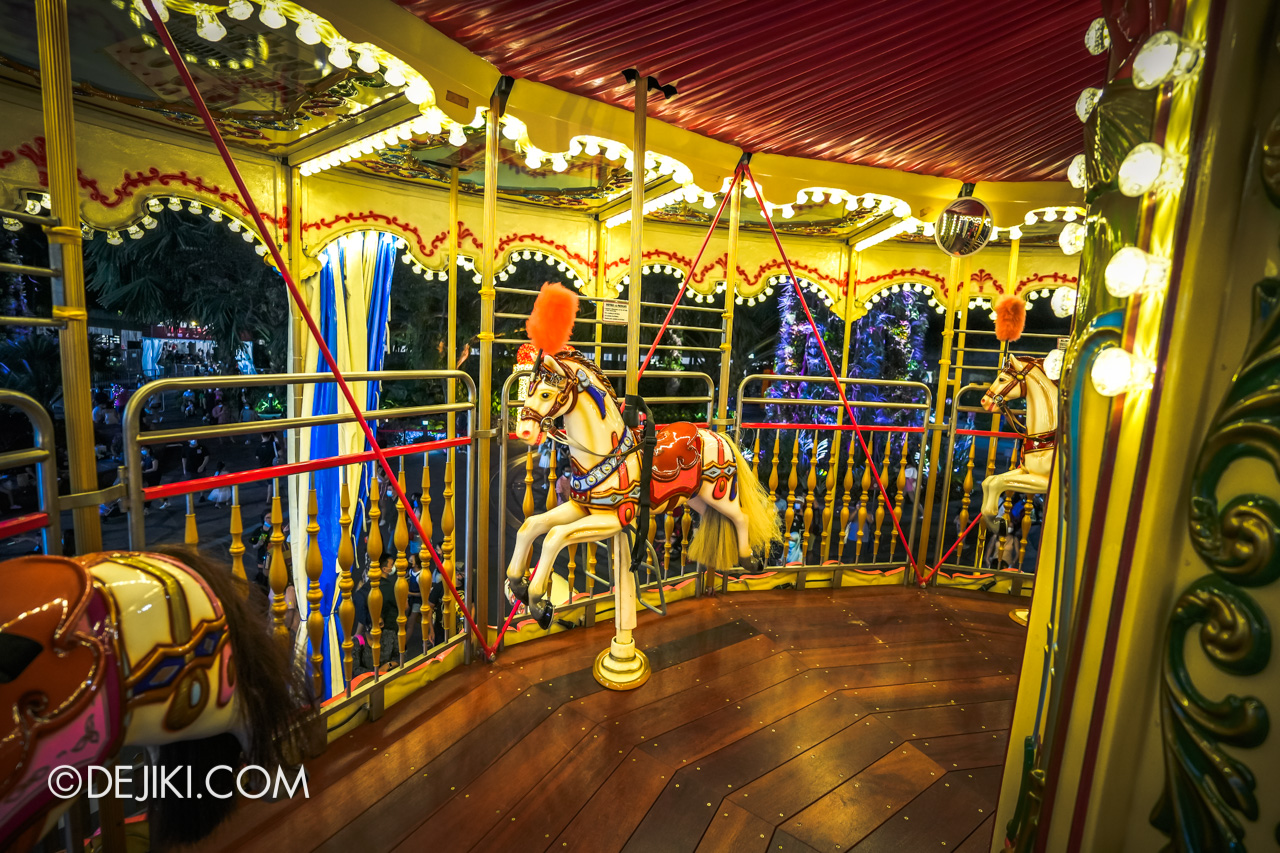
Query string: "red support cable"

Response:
xmin=739 ymin=422 xmax=926 ymax=433
xmin=740 ymin=165 xmax=921 ymax=578
xmin=141 ymin=2 xmax=495 ymax=660
xmin=918 ymin=515 xmax=982 ymax=586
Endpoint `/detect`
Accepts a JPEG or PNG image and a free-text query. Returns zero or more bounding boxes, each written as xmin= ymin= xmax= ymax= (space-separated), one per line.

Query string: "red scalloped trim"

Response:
xmin=1016 ymin=271 xmax=1078 ymax=294
xmin=969 ymin=268 xmax=1002 ymax=293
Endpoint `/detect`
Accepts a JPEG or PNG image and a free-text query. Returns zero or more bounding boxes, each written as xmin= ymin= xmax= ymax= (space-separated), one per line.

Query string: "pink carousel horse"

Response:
xmin=0 ymin=547 xmax=318 ymax=851
xmin=506 ymin=285 xmax=781 ymax=632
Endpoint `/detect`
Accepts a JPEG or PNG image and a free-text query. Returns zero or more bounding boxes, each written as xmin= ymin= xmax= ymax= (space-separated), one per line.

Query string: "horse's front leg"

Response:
xmin=506 ymin=501 xmax=586 ymax=584
xmin=522 ymin=511 xmax=622 ymax=629
xmin=980 ymin=470 xmax=1016 ymax=531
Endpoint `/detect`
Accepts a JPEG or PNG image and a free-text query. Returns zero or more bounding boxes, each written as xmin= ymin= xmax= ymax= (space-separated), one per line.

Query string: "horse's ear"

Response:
xmin=541 ymin=353 xmax=563 ymax=375
xmin=1007 ymin=354 xmax=1024 ymax=371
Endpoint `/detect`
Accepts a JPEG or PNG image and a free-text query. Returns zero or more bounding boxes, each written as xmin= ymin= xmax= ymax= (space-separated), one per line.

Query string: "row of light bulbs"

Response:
xmin=1071 ymin=18 xmax=1200 ymax=398
xmin=298 ymin=107 xmax=484 ymax=176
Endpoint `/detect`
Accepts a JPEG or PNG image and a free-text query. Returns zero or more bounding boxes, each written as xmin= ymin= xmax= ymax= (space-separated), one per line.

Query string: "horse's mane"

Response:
xmin=552 ymin=348 xmax=621 ymax=409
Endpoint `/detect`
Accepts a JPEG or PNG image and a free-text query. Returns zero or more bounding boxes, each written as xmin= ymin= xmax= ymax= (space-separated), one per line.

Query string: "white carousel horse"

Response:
xmin=0 ymin=547 xmax=318 ymax=851
xmin=978 ymin=354 xmax=1059 ymax=540
xmin=507 ymin=349 xmax=781 ymax=630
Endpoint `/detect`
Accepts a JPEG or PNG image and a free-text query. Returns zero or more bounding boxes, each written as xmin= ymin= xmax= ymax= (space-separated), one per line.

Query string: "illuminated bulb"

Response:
xmin=1117 ymin=142 xmax=1186 ymax=197
xmin=241 ymin=230 xmax=253 ymax=242
xmin=525 ymin=151 xmax=543 ymax=169
xmin=448 ymin=124 xmax=467 ymax=147
xmin=1024 ymin=212 xmax=1037 ymax=226
xmin=742 ymin=182 xmax=755 ymax=198
xmin=328 ymin=39 xmax=352 ymax=69
xmin=781 ymin=204 xmax=795 ymax=219
xmin=797 ymin=191 xmax=809 ymax=204
xmin=1051 ymin=286 xmax=1077 ymax=318
xmin=694 ymin=293 xmax=704 ymax=304
xmin=167 ymin=197 xmax=182 ymax=211
xmin=1044 ymin=209 xmax=1058 ymax=222
xmin=411 ymin=263 xmax=423 ymax=274
xmin=228 ymin=220 xmax=242 ymax=232
xmin=1105 ymin=247 xmax=1170 ymax=298
xmin=935 ymin=305 xmax=946 ymax=315
xmin=584 ymin=138 xmax=600 ymax=156
xmin=142 ymin=215 xmax=158 ymax=229
xmin=1068 ymin=154 xmax=1087 ymax=189
xmin=1075 ymin=87 xmax=1102 ymax=122
xmin=551 ymin=153 xmax=568 ymax=172
xmin=991 ymin=227 xmax=1001 ymax=240
xmin=80 ymin=223 xmax=93 ymax=239
xmin=107 ymin=230 xmax=123 ymax=245
xmin=1133 ymin=31 xmax=1202 ymax=90
xmin=567 ymin=138 xmax=583 ymax=157
xmin=147 ymin=198 xmax=163 ymax=212
xmin=127 ymin=225 xmax=143 ymax=239
xmin=1009 ymin=226 xmax=1023 ymax=240
xmin=383 ymin=64 xmax=406 ymax=87
xmin=259 ymin=0 xmax=286 ymax=28
xmin=404 ymin=78 xmax=431 ymax=104
xmin=396 ymin=123 xmax=412 ymax=140
xmin=226 ymin=0 xmax=252 ymax=20
xmin=356 ymin=50 xmax=380 ymax=74
xmin=255 ymin=243 xmax=268 ymax=256
xmin=501 ymin=120 xmax=522 ymax=142
xmin=1064 ymin=209 xmax=1078 ymax=222
xmin=133 ymin=0 xmax=168 ymax=21
xmin=195 ymin=6 xmax=226 ymax=41
xmin=1091 ymin=346 xmax=1154 ymax=396
xmin=295 ymin=15 xmax=321 ymax=45
xmin=893 ymin=201 xmax=910 ymax=217
xmin=922 ymin=222 xmax=936 ymax=237
xmin=1084 ymin=17 xmax=1110 ymax=56
xmin=1043 ymin=349 xmax=1064 ymax=381
xmin=1059 ymin=221 xmax=1086 ymax=255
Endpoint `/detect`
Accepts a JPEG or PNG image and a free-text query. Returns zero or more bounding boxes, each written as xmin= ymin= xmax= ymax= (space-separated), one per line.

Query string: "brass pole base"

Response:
xmin=593 ymin=642 xmax=650 ymax=691
xmin=1009 ymin=608 xmax=1030 ymax=627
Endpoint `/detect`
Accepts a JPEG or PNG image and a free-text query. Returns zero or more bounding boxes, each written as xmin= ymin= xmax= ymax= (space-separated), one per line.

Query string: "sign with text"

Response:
xmin=602 ymin=300 xmax=629 ymax=325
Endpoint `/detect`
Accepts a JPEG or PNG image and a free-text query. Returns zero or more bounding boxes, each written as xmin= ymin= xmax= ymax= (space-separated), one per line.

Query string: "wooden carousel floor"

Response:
xmin=192 ymin=585 xmax=1026 ymax=853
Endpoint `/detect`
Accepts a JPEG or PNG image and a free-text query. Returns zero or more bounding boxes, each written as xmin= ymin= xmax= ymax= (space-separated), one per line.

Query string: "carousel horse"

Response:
xmin=978 ymin=353 xmax=1059 ymax=546
xmin=505 ymin=284 xmax=781 ymax=629
xmin=1 ymin=546 xmax=318 ymax=851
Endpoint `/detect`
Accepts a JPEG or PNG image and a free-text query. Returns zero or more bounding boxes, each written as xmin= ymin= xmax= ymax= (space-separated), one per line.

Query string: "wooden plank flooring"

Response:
xmin=191 ymin=586 xmax=1024 ymax=853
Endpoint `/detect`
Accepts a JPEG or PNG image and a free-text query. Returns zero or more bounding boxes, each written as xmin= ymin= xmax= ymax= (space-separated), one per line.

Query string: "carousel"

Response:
xmin=0 ymin=0 xmax=1276 ymax=850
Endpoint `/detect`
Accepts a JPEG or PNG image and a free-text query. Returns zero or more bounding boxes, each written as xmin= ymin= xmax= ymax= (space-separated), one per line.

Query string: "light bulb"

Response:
xmin=226 ymin=0 xmax=252 ymax=19
xmin=922 ymin=221 xmax=936 ymax=237
xmin=195 ymin=6 xmax=226 ymax=41
xmin=127 ymin=225 xmax=143 ymax=239
xmin=241 ymin=230 xmax=253 ymax=242
xmin=1059 ymin=221 xmax=1085 ymax=255
xmin=1064 ymin=209 xmax=1078 ymax=222
xmin=259 ymin=0 xmax=286 ymax=28
xmin=209 ymin=209 xmax=222 ymax=222
xmin=147 ymin=198 xmax=163 ymax=212
xmin=255 ymin=243 xmax=268 ymax=256
xmin=797 ymin=191 xmax=809 ymax=204
xmin=356 ymin=50 xmax=380 ymax=74
xmin=228 ymin=220 xmax=242 ymax=232
xmin=567 ymin=138 xmax=583 ymax=157
xmin=1084 ymin=18 xmax=1110 ymax=55
xmin=1050 ymin=287 xmax=1076 ymax=318
xmin=551 ymin=153 xmax=567 ymax=172
xmin=133 ymin=0 xmax=168 ymax=22
xmin=383 ymin=64 xmax=406 ymax=87
xmin=702 ymin=193 xmax=715 ymax=209
xmin=1091 ymin=346 xmax=1153 ymax=396
xmin=1044 ymin=209 xmax=1058 ymax=222
xmin=142 ymin=215 xmax=157 ymax=229
xmin=525 ymin=150 xmax=543 ymax=170
xmin=1075 ymin=87 xmax=1102 ymax=122
xmin=1105 ymin=247 xmax=1169 ymax=298
xmin=1024 ymin=212 xmax=1037 ymax=226
xmin=501 ymin=120 xmax=522 ymax=142
xmin=1009 ymin=226 xmax=1023 ymax=240
xmin=295 ymin=16 xmax=321 ymax=45
xmin=893 ymin=201 xmax=910 ymax=217
xmin=1118 ymin=142 xmax=1185 ymax=196
xmin=1133 ymin=31 xmax=1201 ymax=90
xmin=328 ymin=39 xmax=352 ymax=69
xmin=1044 ymin=349 xmax=1065 ymax=381
xmin=107 ymin=230 xmax=122 ymax=245
xmin=404 ymin=78 xmax=431 ymax=104
xmin=781 ymin=204 xmax=795 ymax=219
xmin=1068 ymin=154 xmax=1088 ymax=189
xmin=604 ymin=143 xmax=622 ymax=161
xmin=448 ymin=124 xmax=466 ymax=147
xmin=167 ymin=197 xmax=182 ymax=211
xmin=584 ymin=138 xmax=600 ymax=156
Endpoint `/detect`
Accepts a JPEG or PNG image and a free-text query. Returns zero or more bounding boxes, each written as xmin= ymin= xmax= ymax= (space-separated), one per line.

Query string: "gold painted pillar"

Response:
xmin=475 ymin=87 xmax=502 ymax=632
xmin=715 ymin=178 xmax=742 ymax=430
xmin=447 ymin=166 xmax=459 ymax=423
xmin=916 ymin=257 xmax=962 ymax=572
xmin=35 ymin=0 xmax=100 ymax=552
xmin=624 ymin=78 xmax=647 ymax=398
xmin=594 ymin=219 xmax=606 ymax=362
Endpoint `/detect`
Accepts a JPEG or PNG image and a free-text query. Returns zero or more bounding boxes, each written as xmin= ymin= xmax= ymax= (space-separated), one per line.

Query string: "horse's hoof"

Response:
xmin=507 ymin=578 xmax=530 ymax=606
xmin=530 ymin=599 xmax=554 ymax=631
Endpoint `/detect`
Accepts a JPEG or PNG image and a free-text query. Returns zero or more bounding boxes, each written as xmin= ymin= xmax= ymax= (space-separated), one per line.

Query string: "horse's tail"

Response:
xmin=148 ymin=546 xmax=322 ymax=849
xmin=687 ymin=436 xmax=782 ymax=572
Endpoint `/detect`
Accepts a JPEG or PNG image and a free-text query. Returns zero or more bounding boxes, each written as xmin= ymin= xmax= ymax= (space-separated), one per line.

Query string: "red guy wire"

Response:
xmin=741 ymin=165 xmax=920 ymax=578
xmin=142 ymin=1 xmax=495 ymax=660
xmin=917 ymin=515 xmax=982 ymax=586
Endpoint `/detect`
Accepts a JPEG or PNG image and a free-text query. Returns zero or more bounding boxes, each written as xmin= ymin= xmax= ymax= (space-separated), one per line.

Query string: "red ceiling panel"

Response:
xmin=395 ymin=0 xmax=1106 ymax=183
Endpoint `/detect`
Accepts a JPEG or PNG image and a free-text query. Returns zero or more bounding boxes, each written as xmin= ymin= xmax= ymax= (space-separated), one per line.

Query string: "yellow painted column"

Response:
xmin=35 ymin=0 xmax=100 ymax=552
xmin=715 ymin=179 xmax=742 ymax=431
xmin=916 ymin=257 xmax=961 ymax=572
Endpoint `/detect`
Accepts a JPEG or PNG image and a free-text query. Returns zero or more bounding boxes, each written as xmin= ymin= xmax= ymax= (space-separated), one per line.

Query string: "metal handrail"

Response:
xmin=0 ymin=389 xmax=60 ymax=554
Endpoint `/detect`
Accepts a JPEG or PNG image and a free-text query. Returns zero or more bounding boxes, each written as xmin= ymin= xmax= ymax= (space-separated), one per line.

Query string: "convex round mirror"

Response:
xmin=934 ymin=197 xmax=994 ymax=257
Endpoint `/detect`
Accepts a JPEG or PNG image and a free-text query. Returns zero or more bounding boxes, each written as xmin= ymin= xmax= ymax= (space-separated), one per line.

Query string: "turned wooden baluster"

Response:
xmin=441 ymin=447 xmax=457 ymax=638
xmin=839 ymin=434 xmax=857 ymax=562
xmin=228 ymin=485 xmax=245 ymax=580
xmin=855 ymin=445 xmax=871 ymax=563
xmin=888 ymin=435 xmax=910 ymax=562
xmin=975 ymin=416 xmax=1001 ymax=567
xmin=419 ymin=453 xmax=434 ymax=652
xmin=394 ymin=466 xmax=410 ymax=661
xmin=957 ymin=443 xmax=976 ymax=565
xmin=800 ymin=431 xmax=818 ymax=565
xmin=820 ymin=430 xmax=841 ymax=564
xmin=782 ymin=431 xmax=800 ymax=558
xmin=566 ymin=542 xmax=577 ymax=604
xmin=546 ymin=451 xmax=559 ymax=512
xmin=680 ymin=507 xmax=693 ymax=571
xmin=767 ymin=430 xmax=781 ymax=508
xmin=305 ymin=477 xmax=325 ymax=699
xmin=367 ymin=472 xmax=385 ymax=674
xmin=751 ymin=429 xmax=762 ymax=479
xmin=998 ymin=489 xmax=1013 ymax=569
xmin=184 ymin=493 xmax=198 ymax=546
xmin=268 ymin=479 xmax=288 ymax=650
xmin=663 ymin=512 xmax=675 ymax=579
xmin=337 ymin=475 xmax=355 ymax=689
xmin=647 ymin=509 xmax=658 ymax=585
xmin=522 ymin=445 xmax=536 ymax=519
xmin=584 ymin=542 xmax=597 ymax=598
xmin=871 ymin=437 xmax=892 ymax=561
xmin=1018 ymin=494 xmax=1033 ymax=570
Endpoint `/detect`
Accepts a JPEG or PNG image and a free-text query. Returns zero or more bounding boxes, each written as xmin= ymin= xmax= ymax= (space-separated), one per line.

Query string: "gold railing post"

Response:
xmin=268 ymin=479 xmax=288 ymax=648
xmin=229 ymin=485 xmax=245 ymax=580
xmin=442 ymin=445 xmax=457 ymax=638
xmin=872 ymin=437 xmax=891 ymax=561
xmin=419 ymin=452 xmax=434 ymax=653
xmin=394 ymin=466 xmax=410 ymax=661
xmin=680 ymin=508 xmax=693 ymax=572
xmin=782 ymin=431 xmax=799 ymax=556
xmin=917 ymin=257 xmax=963 ymax=568
xmin=855 ymin=448 xmax=870 ymax=563
xmin=663 ymin=512 xmax=675 ymax=578
xmin=716 ymin=173 xmax=742 ymax=431
xmin=839 ymin=432 xmax=857 ymax=564
xmin=305 ymin=477 xmax=324 ymax=699
xmin=767 ymin=430 xmax=781 ymax=508
xmin=447 ymin=166 xmax=459 ymax=421
xmin=35 ymin=0 xmax=100 ymax=553
xmin=367 ymin=472 xmax=384 ymax=675
xmin=821 ymin=429 xmax=840 ymax=565
xmin=801 ymin=431 xmax=818 ymax=563
xmin=337 ymin=475 xmax=355 ymax=691
xmin=184 ymin=493 xmax=198 ymax=546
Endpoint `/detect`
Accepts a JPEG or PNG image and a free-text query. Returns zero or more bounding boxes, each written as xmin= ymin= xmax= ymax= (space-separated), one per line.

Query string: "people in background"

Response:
xmin=206 ymin=462 xmax=232 ymax=508
xmin=183 ymin=438 xmax=210 ymax=478
xmin=140 ymin=447 xmax=161 ymax=510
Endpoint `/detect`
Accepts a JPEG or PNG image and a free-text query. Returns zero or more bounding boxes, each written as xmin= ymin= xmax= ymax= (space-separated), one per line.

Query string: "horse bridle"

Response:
xmin=986 ymin=357 xmax=1042 ymax=407
xmin=518 ymin=352 xmax=640 ymax=461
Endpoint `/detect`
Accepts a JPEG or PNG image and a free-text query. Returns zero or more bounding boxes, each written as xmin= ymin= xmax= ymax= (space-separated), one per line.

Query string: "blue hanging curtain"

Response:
xmin=310 ymin=244 xmax=342 ymax=697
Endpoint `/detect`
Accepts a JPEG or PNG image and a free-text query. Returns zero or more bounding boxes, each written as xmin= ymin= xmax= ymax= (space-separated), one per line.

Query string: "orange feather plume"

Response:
xmin=526 ymin=282 xmax=579 ymax=354
xmin=994 ymin=294 xmax=1026 ymax=342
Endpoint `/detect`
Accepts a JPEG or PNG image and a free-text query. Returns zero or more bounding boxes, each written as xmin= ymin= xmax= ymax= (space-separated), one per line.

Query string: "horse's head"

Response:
xmin=982 ymin=354 xmax=1031 ymax=413
xmin=515 ymin=353 xmax=573 ymax=445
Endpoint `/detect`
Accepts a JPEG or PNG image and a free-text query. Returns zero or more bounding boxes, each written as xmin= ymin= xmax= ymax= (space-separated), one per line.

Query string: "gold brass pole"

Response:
xmin=35 ymin=0 xmax=100 ymax=552
xmin=624 ymin=75 xmax=647 ymax=397
xmin=916 ymin=256 xmax=962 ymax=575
xmin=288 ymin=166 xmax=305 ymax=464
xmin=715 ymin=178 xmax=742 ymax=430
xmin=594 ymin=219 xmax=606 ymax=363
xmin=447 ymin=166 xmax=459 ymax=430
xmin=475 ymin=86 xmax=503 ymax=635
